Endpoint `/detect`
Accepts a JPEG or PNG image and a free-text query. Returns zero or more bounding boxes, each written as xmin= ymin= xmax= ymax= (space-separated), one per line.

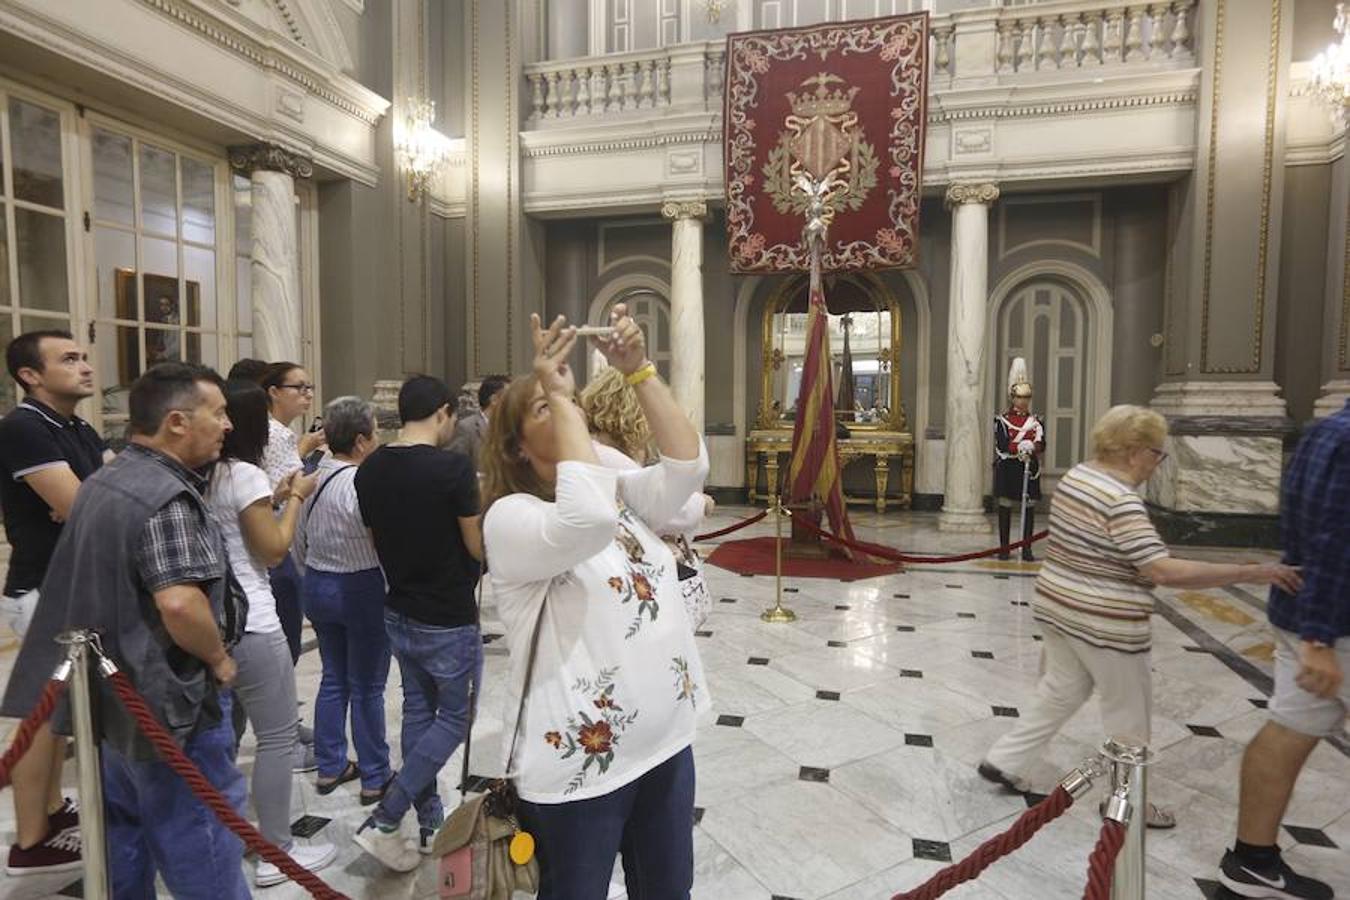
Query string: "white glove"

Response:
xmin=1017 ymin=439 xmax=1035 ymax=457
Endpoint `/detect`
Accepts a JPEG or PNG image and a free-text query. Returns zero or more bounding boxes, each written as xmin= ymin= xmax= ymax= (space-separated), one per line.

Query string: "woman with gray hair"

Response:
xmin=978 ymin=404 xmax=1302 ymax=829
xmin=295 ymin=396 xmax=393 ymax=803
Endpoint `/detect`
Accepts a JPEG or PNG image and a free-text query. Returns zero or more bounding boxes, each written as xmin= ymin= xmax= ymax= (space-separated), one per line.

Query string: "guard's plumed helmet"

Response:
xmin=1008 ymin=357 xmax=1033 ymax=401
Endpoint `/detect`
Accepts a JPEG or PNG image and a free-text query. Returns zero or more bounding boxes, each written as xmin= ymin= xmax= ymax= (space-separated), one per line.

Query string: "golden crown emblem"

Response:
xmin=787 ymin=73 xmax=860 ymax=119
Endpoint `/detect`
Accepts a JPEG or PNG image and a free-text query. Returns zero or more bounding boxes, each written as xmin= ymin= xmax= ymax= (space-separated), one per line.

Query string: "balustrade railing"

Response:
xmin=987 ymin=0 xmax=1194 ymax=75
xmin=524 ymin=0 xmax=1196 ymax=124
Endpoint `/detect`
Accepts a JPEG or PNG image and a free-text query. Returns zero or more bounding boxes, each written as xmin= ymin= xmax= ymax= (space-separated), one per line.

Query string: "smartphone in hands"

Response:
xmin=301 ymin=448 xmax=325 ymax=475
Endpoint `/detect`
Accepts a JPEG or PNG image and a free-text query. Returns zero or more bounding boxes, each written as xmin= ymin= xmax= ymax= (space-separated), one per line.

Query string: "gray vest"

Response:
xmin=1 ymin=445 xmax=243 ymax=760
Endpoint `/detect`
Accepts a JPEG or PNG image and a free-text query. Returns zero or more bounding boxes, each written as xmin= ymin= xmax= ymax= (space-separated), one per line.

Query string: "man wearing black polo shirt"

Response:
xmin=352 ymin=375 xmax=483 ymax=871
xmin=0 ymin=329 xmax=110 ymax=876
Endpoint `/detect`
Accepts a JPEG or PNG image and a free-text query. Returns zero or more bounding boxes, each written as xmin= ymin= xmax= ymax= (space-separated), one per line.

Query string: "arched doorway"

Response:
xmin=986 ymin=262 xmax=1113 ymax=494
xmin=586 ymin=278 xmax=672 ymax=382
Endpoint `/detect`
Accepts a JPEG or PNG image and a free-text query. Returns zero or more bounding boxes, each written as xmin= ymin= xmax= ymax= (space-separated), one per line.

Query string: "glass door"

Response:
xmin=83 ymin=117 xmax=228 ymax=427
xmin=0 ymin=88 xmax=80 ymax=413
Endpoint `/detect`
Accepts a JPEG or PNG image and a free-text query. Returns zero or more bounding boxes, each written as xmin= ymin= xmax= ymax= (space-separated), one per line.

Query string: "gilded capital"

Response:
xmin=944 ymin=182 xmax=999 ymax=209
xmin=228 ymin=143 xmax=314 ymax=180
xmin=661 ymin=199 xmax=709 ymax=221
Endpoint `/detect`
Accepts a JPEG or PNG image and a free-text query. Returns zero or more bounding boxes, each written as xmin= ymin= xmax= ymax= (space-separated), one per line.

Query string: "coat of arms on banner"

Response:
xmin=724 ymin=14 xmax=929 ymax=273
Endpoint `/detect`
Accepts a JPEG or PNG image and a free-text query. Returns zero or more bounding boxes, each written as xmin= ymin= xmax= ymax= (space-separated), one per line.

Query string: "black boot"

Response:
xmin=997 ymin=506 xmax=1012 ymax=560
xmin=1021 ymin=507 xmax=1036 ymax=562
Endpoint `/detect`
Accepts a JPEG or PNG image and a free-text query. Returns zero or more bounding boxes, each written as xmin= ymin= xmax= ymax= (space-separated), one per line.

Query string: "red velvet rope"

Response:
xmin=105 ymin=672 xmax=349 ymax=899
xmin=692 ymin=510 xmax=769 ymax=542
xmin=891 ymin=785 xmax=1074 ymax=900
xmin=0 ymin=679 xmax=66 ymax=791
xmin=1082 ymin=819 xmax=1127 ymax=900
xmin=791 ymin=511 xmax=1049 ymax=564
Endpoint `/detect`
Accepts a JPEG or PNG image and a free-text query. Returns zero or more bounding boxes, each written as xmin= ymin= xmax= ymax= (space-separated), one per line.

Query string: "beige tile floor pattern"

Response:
xmin=1 ymin=510 xmax=1346 ymax=899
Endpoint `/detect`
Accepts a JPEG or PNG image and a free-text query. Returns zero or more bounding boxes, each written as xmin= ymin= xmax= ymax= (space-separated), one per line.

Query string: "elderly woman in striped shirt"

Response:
xmin=978 ymin=404 xmax=1301 ymax=829
xmin=294 ymin=396 xmax=393 ymax=804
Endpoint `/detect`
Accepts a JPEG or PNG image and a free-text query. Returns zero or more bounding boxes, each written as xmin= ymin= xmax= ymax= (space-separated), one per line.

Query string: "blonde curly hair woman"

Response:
xmin=579 ymin=366 xmax=653 ymax=463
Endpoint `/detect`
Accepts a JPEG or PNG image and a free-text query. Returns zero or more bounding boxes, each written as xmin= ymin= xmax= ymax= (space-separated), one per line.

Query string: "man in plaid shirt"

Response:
xmin=1218 ymin=399 xmax=1349 ymax=900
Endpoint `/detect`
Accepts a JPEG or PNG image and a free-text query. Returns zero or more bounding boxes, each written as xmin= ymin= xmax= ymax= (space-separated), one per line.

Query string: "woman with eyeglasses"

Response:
xmin=259 ymin=361 xmax=326 ymax=666
xmin=978 ymin=404 xmax=1303 ymax=830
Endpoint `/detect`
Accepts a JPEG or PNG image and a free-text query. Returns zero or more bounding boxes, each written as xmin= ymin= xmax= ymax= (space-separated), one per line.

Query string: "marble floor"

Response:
xmin=2 ymin=509 xmax=1347 ymax=899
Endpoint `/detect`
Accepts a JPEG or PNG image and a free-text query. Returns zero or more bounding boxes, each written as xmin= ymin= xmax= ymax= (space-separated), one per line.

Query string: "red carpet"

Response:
xmin=706 ymin=537 xmax=905 ymax=581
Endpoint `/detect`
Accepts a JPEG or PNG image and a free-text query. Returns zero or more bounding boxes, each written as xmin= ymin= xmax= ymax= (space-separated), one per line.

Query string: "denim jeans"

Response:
xmin=376 ymin=611 xmax=482 ymax=829
xmin=102 ymin=691 xmax=251 ymax=900
xmin=303 ymin=566 xmax=392 ymax=791
xmin=518 ymin=746 xmax=695 ymax=900
xmin=269 ymin=554 xmax=304 ymax=663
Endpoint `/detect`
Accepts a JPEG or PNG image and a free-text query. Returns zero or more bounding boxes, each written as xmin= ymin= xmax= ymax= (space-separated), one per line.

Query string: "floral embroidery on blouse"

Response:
xmin=607 ymin=514 xmax=666 ymax=638
xmin=546 ymin=667 xmax=640 ymax=795
xmin=671 ymin=656 xmax=697 ymax=709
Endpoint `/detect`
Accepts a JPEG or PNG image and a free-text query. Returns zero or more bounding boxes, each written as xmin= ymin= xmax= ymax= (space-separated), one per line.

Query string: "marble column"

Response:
xmin=939 ymin=182 xmax=998 ymax=533
xmin=662 ymin=199 xmax=708 ymax=435
xmin=228 ymin=145 xmax=312 ymax=364
xmin=1316 ymin=156 xmax=1350 ymax=418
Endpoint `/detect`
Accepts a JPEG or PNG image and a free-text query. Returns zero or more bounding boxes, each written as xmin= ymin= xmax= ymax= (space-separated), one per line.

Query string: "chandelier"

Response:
xmin=1311 ymin=3 xmax=1350 ymax=108
xmin=396 ymin=99 xmax=452 ymax=201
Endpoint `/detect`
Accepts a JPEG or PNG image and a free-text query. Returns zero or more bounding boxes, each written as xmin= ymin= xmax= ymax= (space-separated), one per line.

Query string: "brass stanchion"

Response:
xmin=761 ymin=493 xmax=797 ymax=623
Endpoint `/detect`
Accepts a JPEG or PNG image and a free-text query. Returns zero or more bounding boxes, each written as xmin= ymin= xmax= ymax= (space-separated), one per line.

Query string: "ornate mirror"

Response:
xmin=757 ymin=272 xmax=906 ymax=432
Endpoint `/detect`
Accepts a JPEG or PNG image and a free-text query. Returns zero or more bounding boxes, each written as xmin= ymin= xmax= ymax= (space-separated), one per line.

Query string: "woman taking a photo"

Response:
xmin=482 ymin=306 xmax=709 ymax=899
xmin=208 ymin=379 xmax=335 ymax=887
xmin=979 ymin=404 xmax=1302 ymax=828
xmin=293 ymin=396 xmax=392 ymax=804
xmin=259 ymin=361 xmax=325 ymax=662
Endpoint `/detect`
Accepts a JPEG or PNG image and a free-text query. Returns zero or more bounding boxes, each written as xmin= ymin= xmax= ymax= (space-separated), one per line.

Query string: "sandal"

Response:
xmin=360 ymin=773 xmax=396 ymax=806
xmin=1145 ymin=803 xmax=1176 ymax=830
xmin=315 ymin=761 xmax=359 ymax=796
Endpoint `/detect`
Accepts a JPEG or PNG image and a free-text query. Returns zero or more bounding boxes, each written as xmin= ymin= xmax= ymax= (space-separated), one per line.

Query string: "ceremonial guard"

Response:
xmin=993 ymin=358 xmax=1045 ymax=561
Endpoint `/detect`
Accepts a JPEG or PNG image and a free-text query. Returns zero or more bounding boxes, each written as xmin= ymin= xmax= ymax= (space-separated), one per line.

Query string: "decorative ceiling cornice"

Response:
xmin=928 ymin=88 xmax=1198 ymax=124
xmin=523 ymin=127 xmax=721 ymax=159
xmin=137 ymin=0 xmax=385 ymax=125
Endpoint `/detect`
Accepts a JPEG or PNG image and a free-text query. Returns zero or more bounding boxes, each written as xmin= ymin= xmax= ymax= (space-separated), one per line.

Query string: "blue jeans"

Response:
xmin=376 ymin=611 xmax=482 ymax=829
xmin=518 ymin=746 xmax=695 ymax=900
xmin=303 ymin=566 xmax=392 ymax=790
xmin=102 ymin=691 xmax=250 ymax=900
xmin=269 ymin=554 xmax=304 ymax=663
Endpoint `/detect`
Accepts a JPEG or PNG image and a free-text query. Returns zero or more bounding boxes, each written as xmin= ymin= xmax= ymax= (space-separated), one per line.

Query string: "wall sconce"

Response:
xmin=703 ymin=0 xmax=731 ymax=23
xmin=396 ymin=99 xmax=451 ymax=202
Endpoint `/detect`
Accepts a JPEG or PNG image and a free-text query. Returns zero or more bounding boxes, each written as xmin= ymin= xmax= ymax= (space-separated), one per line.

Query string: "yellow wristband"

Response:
xmin=625 ymin=362 xmax=657 ymax=387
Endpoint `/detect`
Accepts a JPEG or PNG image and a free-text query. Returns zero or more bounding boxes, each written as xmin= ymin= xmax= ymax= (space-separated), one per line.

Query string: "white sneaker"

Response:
xmin=354 ymin=818 xmax=420 ymax=872
xmin=255 ymin=841 xmax=338 ymax=887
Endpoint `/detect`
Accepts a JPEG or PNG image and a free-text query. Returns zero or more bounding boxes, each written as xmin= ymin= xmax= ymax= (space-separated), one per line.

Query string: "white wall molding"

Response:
xmin=0 ymin=0 xmax=388 ymax=184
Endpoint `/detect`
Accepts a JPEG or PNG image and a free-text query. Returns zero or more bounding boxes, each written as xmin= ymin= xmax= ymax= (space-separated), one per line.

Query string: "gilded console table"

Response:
xmin=745 ymin=429 xmax=914 ymax=513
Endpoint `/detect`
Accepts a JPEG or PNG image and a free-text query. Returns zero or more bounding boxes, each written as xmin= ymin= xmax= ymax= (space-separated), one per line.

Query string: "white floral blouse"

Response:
xmin=261 ymin=417 xmax=303 ymax=490
xmin=483 ymin=447 xmax=712 ymax=804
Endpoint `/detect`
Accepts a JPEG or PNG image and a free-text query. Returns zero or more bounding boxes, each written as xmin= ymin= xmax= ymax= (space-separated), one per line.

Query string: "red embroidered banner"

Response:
xmin=724 ymin=14 xmax=929 ymax=273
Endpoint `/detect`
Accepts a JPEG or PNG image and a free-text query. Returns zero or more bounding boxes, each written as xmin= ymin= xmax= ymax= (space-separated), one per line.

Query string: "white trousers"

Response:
xmin=985 ymin=625 xmax=1151 ymax=779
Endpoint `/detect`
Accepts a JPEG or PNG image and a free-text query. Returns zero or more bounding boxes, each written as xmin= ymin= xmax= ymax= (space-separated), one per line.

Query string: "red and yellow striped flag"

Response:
xmin=785 ymin=273 xmax=857 ymax=551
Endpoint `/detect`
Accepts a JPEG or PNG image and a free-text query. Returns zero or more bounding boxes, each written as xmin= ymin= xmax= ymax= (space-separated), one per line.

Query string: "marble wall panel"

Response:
xmin=1161 ymin=433 xmax=1284 ymax=514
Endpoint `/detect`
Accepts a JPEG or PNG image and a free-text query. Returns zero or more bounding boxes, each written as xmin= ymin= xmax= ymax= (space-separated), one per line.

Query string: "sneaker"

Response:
xmin=6 ymin=825 xmax=82 ymax=877
xmin=977 ymin=760 xmax=1031 ymax=795
xmin=354 ymin=817 xmax=420 ymax=872
xmin=418 ymin=826 xmax=437 ymax=856
xmin=49 ymin=797 xmax=79 ymax=832
xmin=255 ymin=841 xmax=338 ymax=887
xmin=1218 ymin=847 xmax=1333 ymax=899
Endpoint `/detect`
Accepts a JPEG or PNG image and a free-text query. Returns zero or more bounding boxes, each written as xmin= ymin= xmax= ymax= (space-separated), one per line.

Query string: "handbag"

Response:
xmin=674 ymin=535 xmax=711 ymax=631
xmin=431 ymin=579 xmax=543 ymax=899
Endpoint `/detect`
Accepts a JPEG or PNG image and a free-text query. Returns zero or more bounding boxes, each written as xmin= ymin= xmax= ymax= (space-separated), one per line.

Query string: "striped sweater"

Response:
xmin=1033 ymin=463 xmax=1170 ymax=653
